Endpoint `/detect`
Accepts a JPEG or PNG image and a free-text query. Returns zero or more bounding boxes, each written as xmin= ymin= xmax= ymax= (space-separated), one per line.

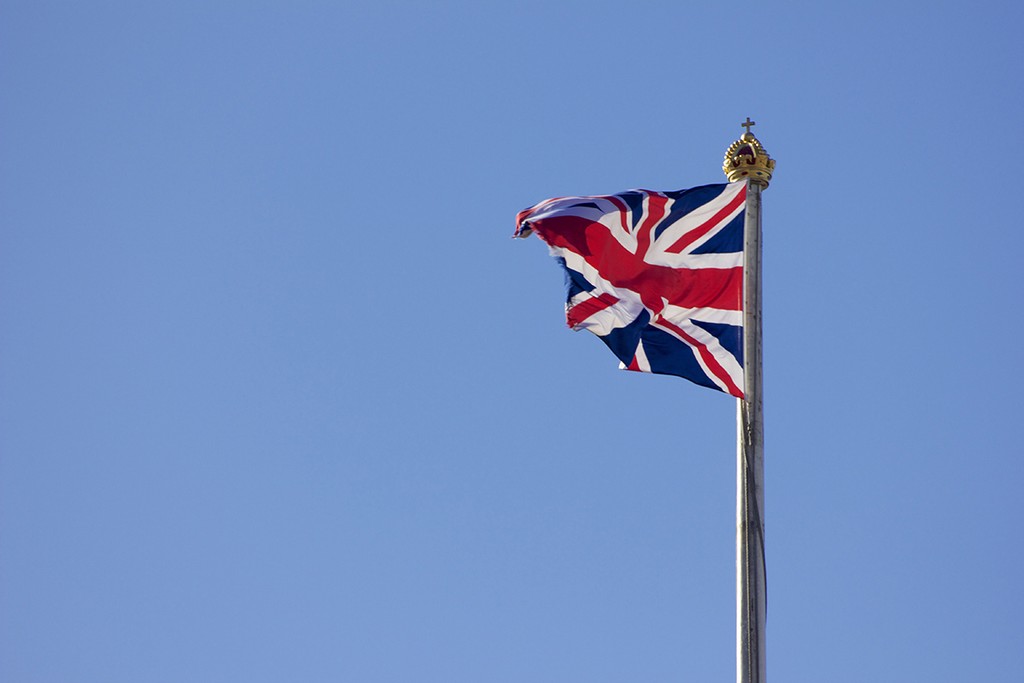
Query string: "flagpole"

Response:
xmin=724 ymin=118 xmax=775 ymax=683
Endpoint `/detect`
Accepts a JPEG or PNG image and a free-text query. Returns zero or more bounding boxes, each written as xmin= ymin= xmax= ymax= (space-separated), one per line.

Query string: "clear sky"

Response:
xmin=2 ymin=1 xmax=1022 ymax=681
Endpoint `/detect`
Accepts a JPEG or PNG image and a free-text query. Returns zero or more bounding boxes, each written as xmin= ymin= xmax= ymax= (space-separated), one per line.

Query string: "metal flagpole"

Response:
xmin=724 ymin=118 xmax=775 ymax=683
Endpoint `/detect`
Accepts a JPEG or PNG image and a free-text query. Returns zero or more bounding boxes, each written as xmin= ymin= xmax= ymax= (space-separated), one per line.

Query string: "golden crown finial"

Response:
xmin=723 ymin=117 xmax=775 ymax=187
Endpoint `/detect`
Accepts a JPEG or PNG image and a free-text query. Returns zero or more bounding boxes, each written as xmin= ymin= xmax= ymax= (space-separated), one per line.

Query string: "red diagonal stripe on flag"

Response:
xmin=635 ymin=193 xmax=667 ymax=255
xmin=566 ymin=292 xmax=619 ymax=328
xmin=655 ymin=318 xmax=744 ymax=398
xmin=663 ymin=184 xmax=746 ymax=254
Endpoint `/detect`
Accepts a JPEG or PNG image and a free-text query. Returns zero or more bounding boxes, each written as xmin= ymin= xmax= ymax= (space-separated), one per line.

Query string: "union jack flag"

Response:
xmin=515 ymin=181 xmax=747 ymax=397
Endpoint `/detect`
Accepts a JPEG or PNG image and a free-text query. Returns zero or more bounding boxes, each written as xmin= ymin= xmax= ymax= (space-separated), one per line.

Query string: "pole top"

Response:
xmin=723 ymin=118 xmax=775 ymax=188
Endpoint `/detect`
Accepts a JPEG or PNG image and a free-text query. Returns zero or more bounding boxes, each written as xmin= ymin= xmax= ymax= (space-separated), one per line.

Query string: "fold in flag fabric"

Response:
xmin=515 ymin=181 xmax=747 ymax=398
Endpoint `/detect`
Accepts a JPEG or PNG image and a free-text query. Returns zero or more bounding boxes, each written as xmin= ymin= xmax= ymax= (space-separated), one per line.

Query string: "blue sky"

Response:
xmin=2 ymin=1 xmax=1022 ymax=681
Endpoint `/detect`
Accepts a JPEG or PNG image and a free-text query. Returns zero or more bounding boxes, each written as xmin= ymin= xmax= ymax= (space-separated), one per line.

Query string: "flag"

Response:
xmin=515 ymin=181 xmax=747 ymax=397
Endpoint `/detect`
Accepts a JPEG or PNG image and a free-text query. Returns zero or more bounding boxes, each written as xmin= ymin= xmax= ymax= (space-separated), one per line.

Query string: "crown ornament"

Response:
xmin=723 ymin=117 xmax=775 ymax=187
